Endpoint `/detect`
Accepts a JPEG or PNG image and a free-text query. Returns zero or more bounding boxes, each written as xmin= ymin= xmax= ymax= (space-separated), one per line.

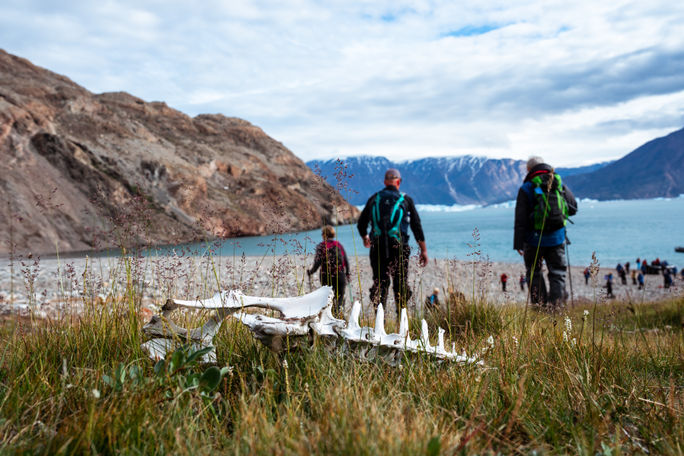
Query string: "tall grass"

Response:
xmin=0 ymin=257 xmax=681 ymax=454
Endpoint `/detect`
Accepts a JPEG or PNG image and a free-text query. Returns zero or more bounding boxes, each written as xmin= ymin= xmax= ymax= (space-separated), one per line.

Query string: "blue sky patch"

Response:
xmin=443 ymin=24 xmax=500 ymax=37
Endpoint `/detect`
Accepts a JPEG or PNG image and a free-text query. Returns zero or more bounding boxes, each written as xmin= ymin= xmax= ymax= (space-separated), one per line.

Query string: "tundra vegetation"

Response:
xmin=0 ymin=243 xmax=681 ymax=455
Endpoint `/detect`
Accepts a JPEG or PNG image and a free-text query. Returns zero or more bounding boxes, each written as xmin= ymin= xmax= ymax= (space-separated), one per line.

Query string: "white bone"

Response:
xmin=140 ymin=286 xmax=482 ymax=366
xmin=374 ymin=304 xmax=386 ymax=338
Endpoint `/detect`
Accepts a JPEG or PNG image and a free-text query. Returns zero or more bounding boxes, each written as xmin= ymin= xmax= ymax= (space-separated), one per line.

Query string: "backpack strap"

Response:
xmin=388 ymin=193 xmax=406 ymax=241
xmin=371 ymin=193 xmax=382 ymax=237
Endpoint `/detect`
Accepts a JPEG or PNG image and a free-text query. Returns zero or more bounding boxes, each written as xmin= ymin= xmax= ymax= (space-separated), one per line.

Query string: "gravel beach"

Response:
xmin=1 ymin=252 xmax=680 ymax=320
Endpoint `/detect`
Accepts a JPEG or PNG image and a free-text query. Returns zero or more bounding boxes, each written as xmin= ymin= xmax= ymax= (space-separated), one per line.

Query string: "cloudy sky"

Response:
xmin=2 ymin=0 xmax=684 ymax=166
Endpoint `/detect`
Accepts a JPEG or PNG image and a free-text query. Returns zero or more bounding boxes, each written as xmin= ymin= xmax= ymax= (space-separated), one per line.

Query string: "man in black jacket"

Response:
xmin=514 ymin=157 xmax=577 ymax=308
xmin=358 ymin=169 xmax=428 ymax=318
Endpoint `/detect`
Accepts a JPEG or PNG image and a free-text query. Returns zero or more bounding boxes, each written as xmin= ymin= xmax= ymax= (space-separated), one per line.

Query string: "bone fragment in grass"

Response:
xmin=141 ymin=286 xmax=481 ymax=365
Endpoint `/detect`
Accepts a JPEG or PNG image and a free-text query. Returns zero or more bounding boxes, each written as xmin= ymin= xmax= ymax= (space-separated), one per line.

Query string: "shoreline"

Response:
xmin=1 ymin=254 xmax=680 ymax=319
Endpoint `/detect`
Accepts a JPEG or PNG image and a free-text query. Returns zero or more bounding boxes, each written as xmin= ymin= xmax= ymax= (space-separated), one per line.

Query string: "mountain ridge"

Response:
xmin=307 ymin=155 xmax=615 ymax=206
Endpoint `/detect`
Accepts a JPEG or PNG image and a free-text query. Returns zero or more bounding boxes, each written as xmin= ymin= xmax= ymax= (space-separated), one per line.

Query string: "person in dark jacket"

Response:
xmin=513 ymin=157 xmax=578 ymax=308
xmin=308 ymin=225 xmax=351 ymax=316
xmin=357 ymin=168 xmax=428 ymax=319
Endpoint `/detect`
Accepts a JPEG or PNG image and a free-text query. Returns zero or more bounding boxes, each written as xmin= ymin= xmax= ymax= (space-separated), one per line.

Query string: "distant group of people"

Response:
xmin=309 ymin=156 xmax=583 ymax=318
xmin=579 ymin=256 xmax=681 ymax=299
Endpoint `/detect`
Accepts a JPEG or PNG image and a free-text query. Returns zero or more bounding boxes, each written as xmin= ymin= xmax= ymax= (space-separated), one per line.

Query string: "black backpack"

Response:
xmin=528 ymin=173 xmax=569 ymax=233
xmin=371 ymin=190 xmax=407 ymax=243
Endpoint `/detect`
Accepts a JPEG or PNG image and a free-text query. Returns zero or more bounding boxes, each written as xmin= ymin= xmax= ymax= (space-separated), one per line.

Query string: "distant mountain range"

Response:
xmin=307 ymin=156 xmax=614 ymax=205
xmin=308 ymin=127 xmax=684 ymax=205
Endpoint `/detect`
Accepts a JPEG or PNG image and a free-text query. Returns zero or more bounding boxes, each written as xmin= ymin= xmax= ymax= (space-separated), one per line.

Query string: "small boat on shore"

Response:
xmin=676 ymin=246 xmax=684 ymax=253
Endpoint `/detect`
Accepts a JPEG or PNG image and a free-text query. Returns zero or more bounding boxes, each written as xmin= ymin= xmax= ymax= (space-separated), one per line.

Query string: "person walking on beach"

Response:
xmin=663 ymin=268 xmax=673 ymax=289
xmin=631 ymin=269 xmax=637 ymax=285
xmin=357 ymin=168 xmax=428 ymax=318
xmin=616 ymin=263 xmax=627 ymax=285
xmin=637 ymin=271 xmax=645 ymax=290
xmin=519 ymin=274 xmax=526 ymax=291
xmin=605 ymin=273 xmax=615 ymax=298
xmin=583 ymin=267 xmax=591 ymax=285
xmin=307 ymin=225 xmax=351 ymax=316
xmin=514 ymin=156 xmax=578 ymax=308
xmin=500 ymin=273 xmax=508 ymax=292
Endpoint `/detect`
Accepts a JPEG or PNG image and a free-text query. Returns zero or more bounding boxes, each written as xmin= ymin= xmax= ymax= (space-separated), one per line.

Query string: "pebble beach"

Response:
xmin=1 ymin=251 xmax=680 ymax=321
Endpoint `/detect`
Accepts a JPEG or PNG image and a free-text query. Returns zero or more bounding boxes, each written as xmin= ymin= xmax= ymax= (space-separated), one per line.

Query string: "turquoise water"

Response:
xmin=186 ymin=197 xmax=684 ymax=268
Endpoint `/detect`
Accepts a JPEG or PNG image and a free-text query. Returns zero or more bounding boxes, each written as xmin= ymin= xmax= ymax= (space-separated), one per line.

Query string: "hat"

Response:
xmin=384 ymin=168 xmax=401 ymax=180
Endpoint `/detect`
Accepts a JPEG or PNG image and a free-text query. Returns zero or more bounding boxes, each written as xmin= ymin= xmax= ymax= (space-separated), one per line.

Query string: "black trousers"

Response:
xmin=369 ymin=241 xmax=411 ymax=317
xmin=320 ymin=272 xmax=347 ymax=317
xmin=523 ymin=243 xmax=567 ymax=307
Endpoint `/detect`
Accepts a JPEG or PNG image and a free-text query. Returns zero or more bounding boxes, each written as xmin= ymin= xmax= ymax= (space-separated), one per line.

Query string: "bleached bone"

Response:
xmin=141 ymin=286 xmax=481 ymax=366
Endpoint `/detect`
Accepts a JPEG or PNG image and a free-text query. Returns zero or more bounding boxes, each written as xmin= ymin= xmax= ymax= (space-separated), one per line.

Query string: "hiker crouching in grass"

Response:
xmin=357 ymin=168 xmax=428 ymax=320
xmin=308 ymin=225 xmax=350 ymax=317
xmin=514 ymin=156 xmax=577 ymax=309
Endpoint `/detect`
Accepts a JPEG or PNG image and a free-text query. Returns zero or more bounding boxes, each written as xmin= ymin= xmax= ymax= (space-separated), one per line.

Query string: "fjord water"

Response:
xmin=200 ymin=197 xmax=684 ymax=268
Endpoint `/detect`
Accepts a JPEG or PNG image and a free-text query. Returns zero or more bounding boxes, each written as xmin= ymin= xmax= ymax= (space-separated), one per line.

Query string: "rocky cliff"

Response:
xmin=0 ymin=50 xmax=358 ymax=255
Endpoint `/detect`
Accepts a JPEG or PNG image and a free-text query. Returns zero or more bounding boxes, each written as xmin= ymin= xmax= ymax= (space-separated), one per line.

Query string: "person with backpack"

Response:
xmin=307 ymin=225 xmax=351 ymax=316
xmin=513 ymin=156 xmax=577 ymax=308
xmin=357 ymin=168 xmax=428 ymax=319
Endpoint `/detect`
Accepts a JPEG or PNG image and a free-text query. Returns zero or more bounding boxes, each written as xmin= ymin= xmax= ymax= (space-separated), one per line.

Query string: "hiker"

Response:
xmin=616 ymin=263 xmax=627 ymax=285
xmin=663 ymin=268 xmax=673 ymax=289
xmin=500 ymin=273 xmax=508 ymax=292
xmin=631 ymin=269 xmax=637 ymax=285
xmin=625 ymin=261 xmax=630 ymax=274
xmin=519 ymin=274 xmax=526 ymax=291
xmin=513 ymin=156 xmax=577 ymax=308
xmin=605 ymin=273 xmax=614 ymax=298
xmin=635 ymin=258 xmax=641 ymax=272
xmin=583 ymin=267 xmax=591 ymax=285
xmin=637 ymin=271 xmax=645 ymax=290
xmin=357 ymin=168 xmax=428 ymax=318
xmin=425 ymin=288 xmax=440 ymax=310
xmin=307 ymin=225 xmax=351 ymax=316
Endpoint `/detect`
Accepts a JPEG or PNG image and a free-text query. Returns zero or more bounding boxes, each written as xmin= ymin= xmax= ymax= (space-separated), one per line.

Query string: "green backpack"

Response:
xmin=530 ymin=173 xmax=569 ymax=233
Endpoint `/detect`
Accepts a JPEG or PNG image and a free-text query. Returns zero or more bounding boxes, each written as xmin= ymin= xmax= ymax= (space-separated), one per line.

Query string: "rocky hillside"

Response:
xmin=565 ymin=127 xmax=684 ymax=200
xmin=0 ymin=50 xmax=358 ymax=255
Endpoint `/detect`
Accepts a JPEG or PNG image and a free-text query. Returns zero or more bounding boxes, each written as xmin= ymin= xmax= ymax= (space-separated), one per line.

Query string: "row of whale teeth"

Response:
xmin=336 ymin=301 xmax=481 ymax=363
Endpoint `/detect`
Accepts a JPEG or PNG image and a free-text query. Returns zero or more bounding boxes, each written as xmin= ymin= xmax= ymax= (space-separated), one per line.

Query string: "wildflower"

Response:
xmin=583 ymin=310 xmax=589 ymax=317
xmin=282 ymin=359 xmax=288 ymax=369
xmin=562 ymin=331 xmax=569 ymax=342
xmin=512 ymin=336 xmax=519 ymax=346
xmin=571 ymin=338 xmax=577 ymax=346
xmin=92 ymin=389 xmax=101 ymax=399
xmin=564 ymin=316 xmax=572 ymax=333
xmin=487 ymin=335 xmax=495 ymax=348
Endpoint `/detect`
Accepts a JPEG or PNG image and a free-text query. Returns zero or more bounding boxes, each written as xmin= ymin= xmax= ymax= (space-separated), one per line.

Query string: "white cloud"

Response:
xmin=1 ymin=0 xmax=684 ymax=165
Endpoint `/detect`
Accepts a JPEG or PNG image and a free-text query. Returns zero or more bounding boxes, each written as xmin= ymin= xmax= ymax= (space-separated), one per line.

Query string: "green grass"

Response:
xmin=0 ymin=263 xmax=682 ymax=455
